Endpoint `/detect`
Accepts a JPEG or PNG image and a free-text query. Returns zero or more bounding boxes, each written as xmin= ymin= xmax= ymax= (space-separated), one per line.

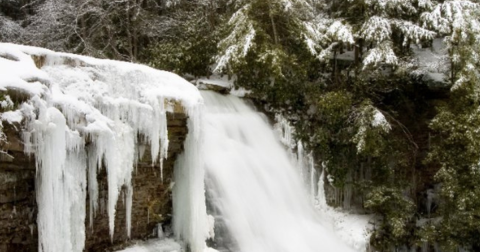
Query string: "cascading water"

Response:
xmin=201 ymin=91 xmax=355 ymax=252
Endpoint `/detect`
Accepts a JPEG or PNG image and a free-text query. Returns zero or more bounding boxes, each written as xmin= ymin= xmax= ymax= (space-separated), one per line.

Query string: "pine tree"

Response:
xmin=212 ymin=0 xmax=322 ymax=109
xmin=318 ymin=0 xmax=435 ymax=70
xmin=423 ymin=1 xmax=480 ymax=250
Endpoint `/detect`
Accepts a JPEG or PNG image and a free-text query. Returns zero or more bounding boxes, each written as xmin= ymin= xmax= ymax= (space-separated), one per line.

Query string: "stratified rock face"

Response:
xmin=0 ymin=125 xmax=36 ymax=252
xmin=0 ymin=111 xmax=188 ymax=252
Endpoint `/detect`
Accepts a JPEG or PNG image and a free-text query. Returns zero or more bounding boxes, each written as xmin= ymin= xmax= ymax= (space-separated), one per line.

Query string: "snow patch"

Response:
xmin=195 ymin=74 xmax=252 ymax=97
xmin=116 ymin=238 xmax=183 ymax=252
xmin=1 ymin=110 xmax=23 ymax=124
xmin=115 ymin=238 xmax=220 ymax=252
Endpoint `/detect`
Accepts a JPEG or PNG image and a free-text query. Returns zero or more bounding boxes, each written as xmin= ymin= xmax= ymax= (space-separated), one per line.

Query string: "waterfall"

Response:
xmin=201 ymin=91 xmax=354 ymax=252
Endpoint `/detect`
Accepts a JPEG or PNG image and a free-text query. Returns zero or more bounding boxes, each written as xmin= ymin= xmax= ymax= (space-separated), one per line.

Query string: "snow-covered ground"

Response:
xmin=116 ymin=238 xmax=183 ymax=252
xmin=315 ymin=203 xmax=373 ymax=251
xmin=116 ymin=238 xmax=221 ymax=252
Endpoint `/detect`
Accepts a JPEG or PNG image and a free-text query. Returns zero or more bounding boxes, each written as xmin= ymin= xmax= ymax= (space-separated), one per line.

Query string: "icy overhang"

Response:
xmin=0 ymin=43 xmax=204 ymax=252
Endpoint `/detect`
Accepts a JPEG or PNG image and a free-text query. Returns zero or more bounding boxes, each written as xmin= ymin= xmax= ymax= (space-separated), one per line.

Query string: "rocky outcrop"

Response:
xmin=0 ymin=125 xmax=36 ymax=252
xmin=0 ymin=111 xmax=188 ymax=252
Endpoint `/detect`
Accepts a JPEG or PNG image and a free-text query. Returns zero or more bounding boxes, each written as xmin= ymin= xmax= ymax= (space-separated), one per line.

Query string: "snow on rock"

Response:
xmin=0 ymin=43 xmax=205 ymax=252
xmin=196 ymin=75 xmax=233 ymax=89
xmin=0 ymin=45 xmax=48 ymax=96
xmin=1 ymin=110 xmax=23 ymax=124
xmin=194 ymin=74 xmax=251 ymax=97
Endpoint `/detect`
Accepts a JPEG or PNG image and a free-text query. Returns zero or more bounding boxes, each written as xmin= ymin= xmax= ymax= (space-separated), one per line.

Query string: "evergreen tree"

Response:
xmin=423 ymin=1 xmax=480 ymax=250
xmin=319 ymin=0 xmax=435 ymax=71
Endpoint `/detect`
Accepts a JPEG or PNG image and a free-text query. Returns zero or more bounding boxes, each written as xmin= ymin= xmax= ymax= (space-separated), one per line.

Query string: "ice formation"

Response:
xmin=0 ymin=43 xmax=204 ymax=251
xmin=172 ymin=106 xmax=212 ymax=252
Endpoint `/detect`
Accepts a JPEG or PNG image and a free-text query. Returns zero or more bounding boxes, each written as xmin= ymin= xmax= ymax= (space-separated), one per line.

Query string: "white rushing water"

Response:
xmin=201 ymin=91 xmax=355 ymax=252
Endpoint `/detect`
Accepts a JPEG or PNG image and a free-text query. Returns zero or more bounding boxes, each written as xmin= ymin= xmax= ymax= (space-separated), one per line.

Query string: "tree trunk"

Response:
xmin=268 ymin=1 xmax=279 ymax=45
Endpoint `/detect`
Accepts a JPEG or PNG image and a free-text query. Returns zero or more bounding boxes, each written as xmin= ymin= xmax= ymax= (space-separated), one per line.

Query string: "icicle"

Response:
xmin=343 ymin=172 xmax=352 ymax=210
xmin=297 ymin=141 xmax=305 ymax=181
xmin=65 ymin=143 xmax=87 ymax=252
xmin=157 ymin=223 xmax=165 ymax=238
xmin=87 ymin=148 xmax=97 ymax=227
xmin=426 ymin=188 xmax=435 ymax=217
xmin=309 ymin=153 xmax=316 ymax=204
xmin=273 ymin=114 xmax=296 ymax=150
xmin=172 ymin=106 xmax=208 ymax=252
xmin=317 ymin=165 xmax=328 ymax=209
xmin=147 ymin=97 xmax=169 ymax=181
xmin=126 ymin=184 xmax=133 ymax=238
xmin=25 ymin=107 xmax=87 ymax=252
xmin=102 ymin=122 xmax=135 ymax=240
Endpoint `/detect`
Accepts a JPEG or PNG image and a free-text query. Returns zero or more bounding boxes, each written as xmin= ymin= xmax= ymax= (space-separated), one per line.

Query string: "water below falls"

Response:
xmin=201 ymin=91 xmax=355 ymax=252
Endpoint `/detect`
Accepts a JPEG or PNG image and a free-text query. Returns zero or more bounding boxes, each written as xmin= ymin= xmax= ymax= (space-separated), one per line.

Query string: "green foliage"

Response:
xmin=366 ymin=186 xmax=416 ymax=247
xmin=146 ymin=10 xmax=220 ymax=77
xmin=215 ymin=0 xmax=321 ymax=95
xmin=292 ymin=75 xmax=422 ymax=249
xmin=420 ymin=2 xmax=480 ymax=250
xmin=425 ymin=85 xmax=480 ymax=250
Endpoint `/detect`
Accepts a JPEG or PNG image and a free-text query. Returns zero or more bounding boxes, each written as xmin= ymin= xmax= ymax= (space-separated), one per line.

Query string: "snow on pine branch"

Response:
xmin=303 ymin=21 xmax=324 ymax=55
xmin=363 ymin=41 xmax=398 ymax=68
xmin=214 ymin=4 xmax=255 ymax=73
xmin=353 ymin=105 xmax=391 ymax=153
xmin=359 ymin=16 xmax=392 ymax=43
xmin=393 ymin=20 xmax=436 ymax=45
xmin=358 ymin=16 xmax=435 ymax=67
xmin=326 ymin=21 xmax=355 ymax=45
xmin=418 ymin=0 xmax=435 ymax=10
xmin=364 ymin=0 xmax=417 ymax=15
xmin=421 ymin=0 xmax=479 ymax=35
xmin=306 ymin=18 xmax=354 ymax=60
